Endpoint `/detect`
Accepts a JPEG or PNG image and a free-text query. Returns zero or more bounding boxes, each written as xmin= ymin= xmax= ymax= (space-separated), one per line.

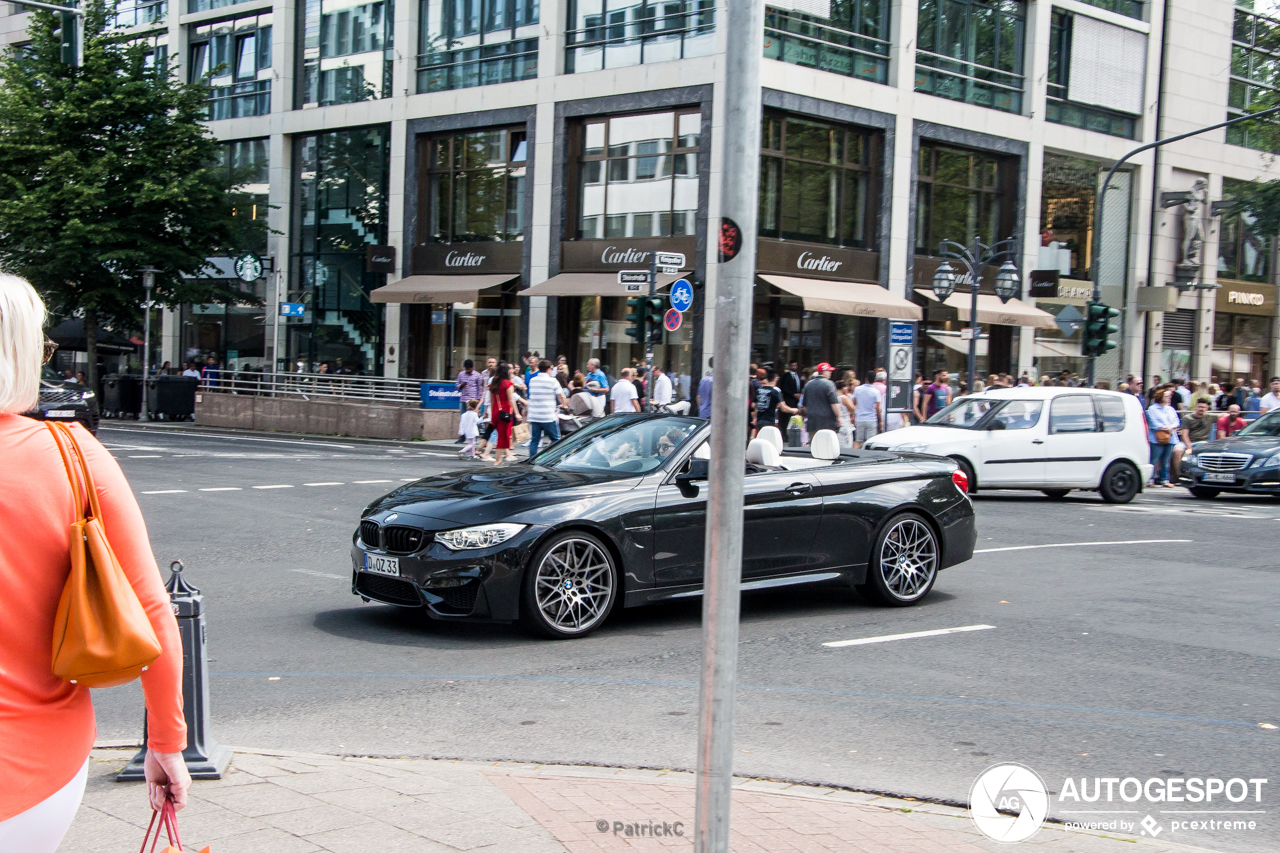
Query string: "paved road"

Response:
xmin=92 ymin=425 xmax=1279 ymax=853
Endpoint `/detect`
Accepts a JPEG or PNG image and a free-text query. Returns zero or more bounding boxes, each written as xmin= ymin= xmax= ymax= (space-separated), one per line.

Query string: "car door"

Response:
xmin=1041 ymin=394 xmax=1104 ymax=485
xmin=741 ymin=469 xmax=823 ymax=579
xmin=652 ymin=467 xmax=707 ymax=587
xmin=976 ymin=400 xmax=1047 ymax=486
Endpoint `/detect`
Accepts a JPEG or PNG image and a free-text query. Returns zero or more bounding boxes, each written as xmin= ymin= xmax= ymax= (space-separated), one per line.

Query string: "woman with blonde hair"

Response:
xmin=0 ymin=275 xmax=189 ymax=851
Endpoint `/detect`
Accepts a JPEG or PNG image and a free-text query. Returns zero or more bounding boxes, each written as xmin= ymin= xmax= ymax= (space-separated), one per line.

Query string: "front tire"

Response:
xmin=1189 ymin=486 xmax=1220 ymax=499
xmin=1041 ymin=488 xmax=1070 ymax=499
xmin=1099 ymin=461 xmax=1140 ymax=504
xmin=520 ymin=531 xmax=618 ymax=639
xmin=857 ymin=513 xmax=939 ymax=607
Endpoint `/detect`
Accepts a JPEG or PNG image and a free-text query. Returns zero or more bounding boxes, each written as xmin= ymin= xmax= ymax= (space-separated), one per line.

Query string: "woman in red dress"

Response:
xmin=489 ymin=363 xmax=521 ymax=466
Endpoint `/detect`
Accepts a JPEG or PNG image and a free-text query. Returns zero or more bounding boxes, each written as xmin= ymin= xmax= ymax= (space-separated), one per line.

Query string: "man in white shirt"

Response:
xmin=610 ymin=368 xmax=640 ymax=413
xmin=526 ymin=359 xmax=567 ymax=457
xmin=1261 ymin=377 xmax=1280 ymax=414
xmin=851 ymin=373 xmax=883 ymax=448
xmin=650 ymin=366 xmax=673 ymax=410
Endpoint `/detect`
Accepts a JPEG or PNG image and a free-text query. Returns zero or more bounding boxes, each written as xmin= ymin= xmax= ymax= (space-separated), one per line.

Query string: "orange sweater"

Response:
xmin=0 ymin=415 xmax=185 ymax=821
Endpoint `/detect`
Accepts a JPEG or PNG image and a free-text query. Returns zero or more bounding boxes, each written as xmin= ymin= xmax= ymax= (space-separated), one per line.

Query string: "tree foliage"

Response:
xmin=0 ymin=0 xmax=266 ymax=383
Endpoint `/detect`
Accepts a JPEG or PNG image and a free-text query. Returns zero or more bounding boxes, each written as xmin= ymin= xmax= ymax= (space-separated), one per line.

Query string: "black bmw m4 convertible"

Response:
xmin=352 ymin=414 xmax=976 ymax=638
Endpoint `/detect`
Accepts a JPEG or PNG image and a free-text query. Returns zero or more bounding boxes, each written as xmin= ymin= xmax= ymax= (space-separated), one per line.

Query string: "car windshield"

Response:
xmin=1239 ymin=411 xmax=1280 ymax=437
xmin=531 ymin=416 xmax=703 ymax=474
xmin=924 ymin=398 xmax=999 ymax=428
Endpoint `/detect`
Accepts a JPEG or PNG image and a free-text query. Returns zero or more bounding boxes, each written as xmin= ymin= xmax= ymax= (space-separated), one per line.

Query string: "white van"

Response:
xmin=864 ymin=387 xmax=1154 ymax=502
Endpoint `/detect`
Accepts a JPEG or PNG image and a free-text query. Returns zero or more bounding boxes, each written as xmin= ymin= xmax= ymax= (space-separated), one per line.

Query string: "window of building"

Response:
xmin=1229 ymin=1 xmax=1280 ymax=150
xmin=190 ymin=0 xmax=257 ymax=11
xmin=290 ymin=126 xmax=390 ymax=372
xmin=221 ymin=139 xmax=270 ymax=256
xmin=574 ymin=111 xmax=700 ymax=239
xmin=1046 ymin=11 xmax=1137 ymax=139
xmin=1219 ymin=179 xmax=1271 ymax=282
xmin=763 ymin=1 xmax=889 ymax=84
xmin=424 ymin=129 xmax=527 ymax=243
xmin=566 ymin=0 xmax=715 ymax=74
xmin=1075 ymin=0 xmax=1143 ymax=19
xmin=190 ymin=12 xmax=272 ymax=119
xmin=915 ymin=143 xmax=1011 ymax=253
xmin=758 ymin=113 xmax=877 ymax=248
xmin=113 ymin=0 xmax=166 ymax=29
xmin=916 ymin=0 xmax=1025 ymax=114
xmin=1040 ymin=154 xmax=1097 ymax=280
xmin=418 ymin=0 xmax=538 ymax=92
xmin=299 ymin=0 xmax=393 ymax=107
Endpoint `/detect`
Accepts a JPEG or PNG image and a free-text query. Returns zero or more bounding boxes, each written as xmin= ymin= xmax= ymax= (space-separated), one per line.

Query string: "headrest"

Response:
xmin=667 ymin=400 xmax=691 ymax=415
xmin=746 ymin=438 xmax=781 ymax=467
xmin=693 ymin=441 xmax=711 ymax=460
xmin=757 ymin=425 xmax=784 ymax=452
xmin=810 ymin=429 xmax=841 ymax=461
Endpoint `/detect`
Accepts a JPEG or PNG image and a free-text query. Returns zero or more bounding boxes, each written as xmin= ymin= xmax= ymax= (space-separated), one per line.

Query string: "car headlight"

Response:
xmin=894 ymin=443 xmax=930 ymax=454
xmin=1183 ymin=453 xmax=1195 ymax=467
xmin=1260 ymin=453 xmax=1280 ymax=469
xmin=81 ymin=390 xmax=95 ymax=400
xmin=436 ymin=523 xmax=527 ymax=550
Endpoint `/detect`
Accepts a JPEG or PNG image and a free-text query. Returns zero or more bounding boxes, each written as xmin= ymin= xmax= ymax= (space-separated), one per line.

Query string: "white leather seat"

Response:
xmin=810 ymin=429 xmax=841 ymax=461
xmin=693 ymin=441 xmax=711 ymax=460
xmin=746 ymin=437 xmax=782 ymax=468
xmin=757 ymin=425 xmax=784 ymax=453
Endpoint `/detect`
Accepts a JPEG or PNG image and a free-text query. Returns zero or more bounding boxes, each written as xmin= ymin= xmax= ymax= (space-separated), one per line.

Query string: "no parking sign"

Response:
xmin=664 ymin=308 xmax=683 ymax=332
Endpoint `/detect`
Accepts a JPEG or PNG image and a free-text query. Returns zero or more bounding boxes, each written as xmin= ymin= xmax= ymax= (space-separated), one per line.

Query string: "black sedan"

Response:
xmin=23 ymin=366 xmax=99 ymax=435
xmin=1179 ymin=410 xmax=1280 ymax=498
xmin=351 ymin=414 xmax=976 ymax=638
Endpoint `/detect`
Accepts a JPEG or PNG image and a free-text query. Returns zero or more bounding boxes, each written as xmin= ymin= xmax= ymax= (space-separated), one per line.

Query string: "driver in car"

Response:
xmin=656 ymin=428 xmax=686 ymax=460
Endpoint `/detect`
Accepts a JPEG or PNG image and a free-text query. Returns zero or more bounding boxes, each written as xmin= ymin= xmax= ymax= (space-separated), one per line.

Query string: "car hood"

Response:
xmin=1190 ymin=436 xmax=1280 ymax=457
xmin=866 ymin=424 xmax=971 ymax=449
xmin=363 ymin=465 xmax=641 ymax=526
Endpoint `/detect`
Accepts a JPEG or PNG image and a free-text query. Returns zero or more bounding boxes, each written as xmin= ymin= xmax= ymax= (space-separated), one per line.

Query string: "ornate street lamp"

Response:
xmin=993 ymin=260 xmax=1021 ymax=303
xmin=934 ymin=237 xmax=1021 ymax=393
xmin=931 ymin=261 xmax=958 ymax=302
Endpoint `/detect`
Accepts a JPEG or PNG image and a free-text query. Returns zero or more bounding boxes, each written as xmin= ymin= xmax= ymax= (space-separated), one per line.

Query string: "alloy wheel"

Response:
xmin=533 ymin=537 xmax=614 ymax=634
xmin=877 ymin=517 xmax=938 ymax=602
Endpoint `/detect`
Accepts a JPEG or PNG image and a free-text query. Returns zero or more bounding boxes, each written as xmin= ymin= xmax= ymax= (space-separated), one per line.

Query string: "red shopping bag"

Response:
xmin=140 ymin=800 xmax=210 ymax=853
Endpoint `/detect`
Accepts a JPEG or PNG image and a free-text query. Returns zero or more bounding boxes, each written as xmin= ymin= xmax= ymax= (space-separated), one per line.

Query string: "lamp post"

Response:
xmin=931 ymin=239 xmax=1021 ymax=393
xmin=141 ymin=267 xmax=158 ymax=419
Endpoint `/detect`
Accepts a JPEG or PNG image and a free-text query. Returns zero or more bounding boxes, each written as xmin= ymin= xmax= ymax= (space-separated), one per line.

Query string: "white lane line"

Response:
xmin=824 ymin=624 xmax=996 ymax=648
xmin=128 ymin=455 xmax=163 ymax=459
xmin=304 ymin=482 xmax=344 ymax=486
xmin=354 ymin=479 xmax=393 ymax=484
xmin=99 ymin=427 xmax=357 ymax=450
xmin=291 ymin=569 xmax=347 ymax=580
xmin=401 ymin=478 xmax=418 ymax=482
xmin=142 ymin=490 xmax=188 ymax=495
xmin=198 ymin=487 xmax=242 ymax=492
xmin=253 ymin=484 xmax=294 ymax=490
xmin=974 ymin=538 xmax=1192 ymax=554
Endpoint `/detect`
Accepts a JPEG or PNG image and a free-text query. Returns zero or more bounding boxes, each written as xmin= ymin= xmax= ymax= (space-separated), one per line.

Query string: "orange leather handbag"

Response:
xmin=46 ymin=422 xmax=162 ymax=688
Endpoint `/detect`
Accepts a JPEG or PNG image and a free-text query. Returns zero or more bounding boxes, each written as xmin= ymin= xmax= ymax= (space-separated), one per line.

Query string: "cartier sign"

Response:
xmin=412 ymin=242 xmax=523 ymax=275
xmin=560 ymin=237 xmax=696 ymax=272
xmin=757 ymin=238 xmax=878 ymax=282
xmin=1216 ymin=279 xmax=1276 ymax=316
xmin=366 ymin=244 xmax=396 ymax=273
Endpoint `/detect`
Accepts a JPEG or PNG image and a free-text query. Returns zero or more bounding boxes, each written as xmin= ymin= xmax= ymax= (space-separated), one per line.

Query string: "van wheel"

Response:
xmin=1099 ymin=462 xmax=1140 ymax=504
xmin=1041 ymin=489 xmax=1070 ymax=499
xmin=1189 ymin=486 xmax=1219 ymax=499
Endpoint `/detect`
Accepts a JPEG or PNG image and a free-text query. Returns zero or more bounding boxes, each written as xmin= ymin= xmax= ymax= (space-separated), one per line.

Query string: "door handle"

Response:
xmin=785 ymin=482 xmax=813 ymax=495
xmin=1031 ymin=439 xmax=1044 ymax=444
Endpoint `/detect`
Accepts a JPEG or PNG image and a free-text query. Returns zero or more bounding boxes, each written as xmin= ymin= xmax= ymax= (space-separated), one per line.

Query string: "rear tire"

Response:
xmin=858 ymin=513 xmax=939 ymax=607
xmin=1041 ymin=489 xmax=1070 ymax=499
xmin=1099 ymin=461 xmax=1140 ymax=504
xmin=1189 ymin=486 xmax=1220 ymax=499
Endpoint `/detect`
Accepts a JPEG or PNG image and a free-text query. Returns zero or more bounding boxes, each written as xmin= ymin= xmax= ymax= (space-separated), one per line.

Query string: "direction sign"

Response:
xmin=669 ymin=278 xmax=694 ymax=312
xmin=655 ymin=251 xmax=685 ymax=268
xmin=1054 ymin=303 xmax=1085 ymax=336
xmin=279 ymin=302 xmax=305 ymax=317
xmin=618 ymin=270 xmax=649 ymax=285
xmin=960 ymin=327 xmax=975 ymax=341
xmin=235 ymin=252 xmax=263 ymax=282
xmin=664 ymin=308 xmax=683 ymax=332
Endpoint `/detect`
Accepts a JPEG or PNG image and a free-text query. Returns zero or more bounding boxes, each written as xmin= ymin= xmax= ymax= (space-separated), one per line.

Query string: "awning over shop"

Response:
xmin=369 ymin=273 xmax=518 ymax=304
xmin=929 ymin=333 xmax=1084 ymax=360
xmin=915 ymin=290 xmax=1057 ymax=329
xmin=520 ymin=272 xmax=684 ymax=298
xmin=761 ymin=275 xmax=922 ymax=321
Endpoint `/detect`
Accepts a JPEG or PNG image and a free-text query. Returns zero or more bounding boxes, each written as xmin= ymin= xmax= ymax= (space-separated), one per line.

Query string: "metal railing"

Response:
xmin=416 ymin=38 xmax=538 ymax=92
xmin=915 ymin=49 xmax=1024 ymax=114
xmin=763 ymin=11 xmax=889 ymax=84
xmin=198 ymin=369 xmax=425 ymax=404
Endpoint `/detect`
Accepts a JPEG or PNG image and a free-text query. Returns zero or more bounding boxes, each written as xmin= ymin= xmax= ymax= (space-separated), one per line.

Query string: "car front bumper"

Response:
xmin=350 ymin=525 xmax=547 ymax=621
xmin=1178 ymin=466 xmax=1280 ymax=493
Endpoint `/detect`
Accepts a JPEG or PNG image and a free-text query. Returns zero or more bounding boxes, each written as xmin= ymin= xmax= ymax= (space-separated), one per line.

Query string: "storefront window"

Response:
xmin=575 ymin=111 xmax=700 ymax=239
xmin=190 ymin=12 xmax=272 ymax=119
xmin=290 ymin=126 xmax=390 ymax=372
xmin=763 ymin=1 xmax=890 ymax=84
xmin=566 ymin=0 xmax=715 ymax=73
xmin=758 ymin=113 xmax=876 ymax=248
xmin=1214 ymin=314 xmax=1273 ymax=384
xmin=299 ymin=0 xmax=393 ymax=107
xmin=418 ymin=0 xmax=538 ymax=92
xmin=920 ymin=322 xmax=1018 ymax=383
xmin=426 ymin=129 xmax=527 ymax=242
xmin=916 ymin=0 xmax=1025 ymax=114
xmin=915 ymin=143 xmax=1010 ymax=253
xmin=1039 ymin=155 xmax=1095 ymax=280
xmin=182 ymin=304 xmax=268 ymax=369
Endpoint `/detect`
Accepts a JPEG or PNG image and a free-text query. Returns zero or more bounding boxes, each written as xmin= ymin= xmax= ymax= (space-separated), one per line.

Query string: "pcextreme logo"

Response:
xmin=969 ymin=763 xmax=1050 ymax=843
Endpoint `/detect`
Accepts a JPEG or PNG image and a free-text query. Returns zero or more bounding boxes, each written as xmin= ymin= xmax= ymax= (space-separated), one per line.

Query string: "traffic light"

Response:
xmin=625 ymin=296 xmax=646 ymax=344
xmin=52 ymin=9 xmax=78 ymax=66
xmin=1083 ymin=301 xmax=1120 ymax=357
xmin=644 ymin=296 xmax=665 ymax=346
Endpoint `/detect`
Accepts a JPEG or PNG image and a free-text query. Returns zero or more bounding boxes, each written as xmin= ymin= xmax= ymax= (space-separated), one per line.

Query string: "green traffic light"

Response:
xmin=1082 ymin=301 xmax=1120 ymax=357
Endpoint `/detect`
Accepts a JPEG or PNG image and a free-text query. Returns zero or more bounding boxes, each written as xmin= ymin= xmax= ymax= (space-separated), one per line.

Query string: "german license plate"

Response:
xmin=363 ymin=553 xmax=399 ymax=576
xmin=1202 ymin=472 xmax=1236 ymax=484
xmin=46 ymin=410 xmax=75 ymax=418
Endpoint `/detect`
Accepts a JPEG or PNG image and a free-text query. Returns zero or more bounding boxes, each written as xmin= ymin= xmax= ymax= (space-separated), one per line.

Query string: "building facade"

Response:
xmin=5 ymin=0 xmax=1280 ymax=390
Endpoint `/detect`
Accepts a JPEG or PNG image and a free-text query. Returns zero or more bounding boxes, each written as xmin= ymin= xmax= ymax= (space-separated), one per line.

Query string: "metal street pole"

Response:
xmin=1086 ymin=103 xmax=1280 ymax=387
xmin=141 ymin=268 xmax=157 ymax=419
xmin=272 ymin=268 xmax=283 ymax=372
xmin=967 ymin=242 xmax=980 ymax=393
xmin=694 ymin=0 xmax=764 ymax=849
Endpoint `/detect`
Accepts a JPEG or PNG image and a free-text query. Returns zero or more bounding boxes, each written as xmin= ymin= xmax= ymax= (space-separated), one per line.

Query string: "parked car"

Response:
xmin=1178 ymin=409 xmax=1280 ymax=498
xmin=864 ymin=387 xmax=1152 ymax=503
xmin=24 ymin=366 xmax=100 ymax=435
xmin=351 ymin=414 xmax=976 ymax=638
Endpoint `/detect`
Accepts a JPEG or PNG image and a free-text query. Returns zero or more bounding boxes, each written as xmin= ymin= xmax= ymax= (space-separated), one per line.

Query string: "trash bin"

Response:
xmin=102 ymin=374 xmax=143 ymax=419
xmin=146 ymin=376 xmax=198 ymax=421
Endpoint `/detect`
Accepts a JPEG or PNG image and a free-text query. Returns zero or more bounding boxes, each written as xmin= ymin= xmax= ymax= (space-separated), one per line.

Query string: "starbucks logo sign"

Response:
xmin=234 ymin=253 xmax=263 ymax=282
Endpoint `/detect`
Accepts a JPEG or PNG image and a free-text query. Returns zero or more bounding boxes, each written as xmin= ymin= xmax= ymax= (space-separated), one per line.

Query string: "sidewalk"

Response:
xmin=67 ymin=748 xmax=1224 ymax=853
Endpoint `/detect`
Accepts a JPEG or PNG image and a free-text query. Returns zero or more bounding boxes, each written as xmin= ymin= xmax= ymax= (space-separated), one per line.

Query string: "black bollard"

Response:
xmin=117 ymin=561 xmax=232 ymax=781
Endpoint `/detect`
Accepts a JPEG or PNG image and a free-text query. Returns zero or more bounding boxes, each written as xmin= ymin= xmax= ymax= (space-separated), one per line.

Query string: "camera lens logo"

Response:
xmin=969 ymin=763 xmax=1049 ymax=843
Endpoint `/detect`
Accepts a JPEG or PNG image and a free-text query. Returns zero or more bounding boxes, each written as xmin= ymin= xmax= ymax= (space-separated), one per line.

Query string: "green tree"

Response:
xmin=0 ymin=0 xmax=266 ymax=389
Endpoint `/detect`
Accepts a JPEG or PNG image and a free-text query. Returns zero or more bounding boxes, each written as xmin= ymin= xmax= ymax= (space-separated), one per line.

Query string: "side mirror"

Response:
xmin=675 ymin=458 xmax=708 ymax=496
xmin=988 ymin=419 xmax=1006 ymax=430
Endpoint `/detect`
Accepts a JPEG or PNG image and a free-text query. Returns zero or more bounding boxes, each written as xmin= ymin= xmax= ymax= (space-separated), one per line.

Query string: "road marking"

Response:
xmin=401 ymin=478 xmax=418 ymax=482
xmin=142 ymin=489 xmax=187 ymax=495
xmin=198 ymin=487 xmax=242 ymax=492
xmin=304 ymin=482 xmax=344 ymax=486
xmin=823 ymin=624 xmax=996 ymax=648
xmin=291 ymin=569 xmax=347 ymax=580
xmin=252 ymin=484 xmax=294 ymax=489
xmin=128 ymin=455 xmax=163 ymax=458
xmin=99 ymin=427 xmax=356 ymax=449
xmin=354 ymin=479 xmax=393 ymax=484
xmin=975 ymin=538 xmax=1192 ymax=554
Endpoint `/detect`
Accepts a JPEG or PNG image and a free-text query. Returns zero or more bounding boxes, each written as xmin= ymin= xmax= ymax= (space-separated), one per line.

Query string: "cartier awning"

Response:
xmin=761 ymin=275 xmax=922 ymax=321
xmin=521 ymin=272 xmax=684 ymax=298
xmin=369 ymin=274 xmax=518 ymax=304
xmin=916 ymin=290 xmax=1058 ymax=329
